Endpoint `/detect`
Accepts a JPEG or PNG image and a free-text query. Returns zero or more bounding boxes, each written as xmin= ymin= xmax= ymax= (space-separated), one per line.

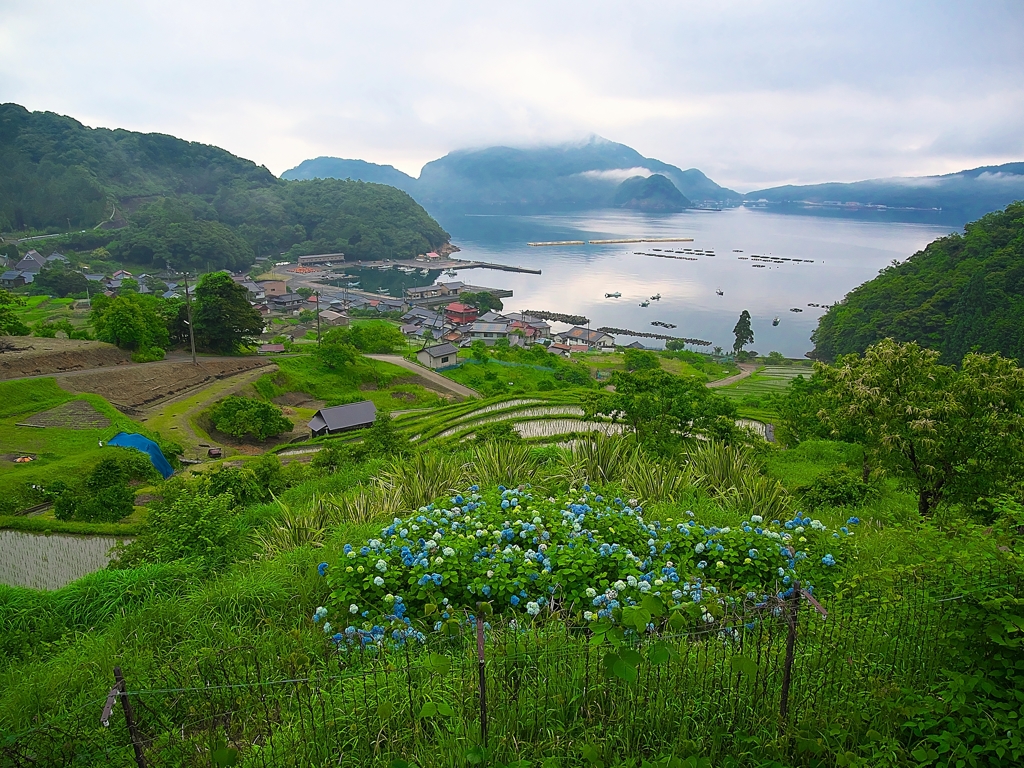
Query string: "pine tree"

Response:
xmin=733 ymin=310 xmax=753 ymax=353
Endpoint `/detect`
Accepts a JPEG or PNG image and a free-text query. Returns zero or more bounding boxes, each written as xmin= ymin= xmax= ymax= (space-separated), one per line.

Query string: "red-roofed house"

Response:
xmin=444 ymin=302 xmax=478 ymax=324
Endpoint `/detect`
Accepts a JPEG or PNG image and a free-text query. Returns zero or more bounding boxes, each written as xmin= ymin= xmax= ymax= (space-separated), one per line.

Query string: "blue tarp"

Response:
xmin=107 ymin=432 xmax=174 ymax=479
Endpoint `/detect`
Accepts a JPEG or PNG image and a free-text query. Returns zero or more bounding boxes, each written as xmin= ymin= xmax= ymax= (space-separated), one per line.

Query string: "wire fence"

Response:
xmin=3 ymin=573 xmax=1019 ymax=768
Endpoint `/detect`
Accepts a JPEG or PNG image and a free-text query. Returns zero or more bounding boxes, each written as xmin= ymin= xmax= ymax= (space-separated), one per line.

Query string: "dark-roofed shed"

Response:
xmin=308 ymin=401 xmax=377 ymax=437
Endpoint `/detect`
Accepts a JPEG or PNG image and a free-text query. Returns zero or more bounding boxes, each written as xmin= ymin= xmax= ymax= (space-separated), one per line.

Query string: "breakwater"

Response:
xmin=597 ymin=326 xmax=712 ymax=346
xmin=524 ymin=310 xmax=590 ymax=325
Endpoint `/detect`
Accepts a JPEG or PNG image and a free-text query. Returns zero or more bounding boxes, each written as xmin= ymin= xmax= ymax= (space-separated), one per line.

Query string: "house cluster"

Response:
xmin=1 ymin=249 xmax=69 ymax=288
xmin=408 ymin=305 xmax=617 ymax=370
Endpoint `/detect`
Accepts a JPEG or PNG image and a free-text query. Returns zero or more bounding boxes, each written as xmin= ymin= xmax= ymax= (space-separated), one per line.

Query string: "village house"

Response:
xmin=444 ymin=302 xmax=479 ymax=324
xmin=272 ymin=293 xmax=306 ymax=310
xmin=416 ymin=342 xmax=460 ymax=370
xmin=317 ymin=309 xmax=349 ymax=326
xmin=465 ymin=321 xmax=510 ymax=344
xmin=555 ymin=326 xmax=616 ymax=349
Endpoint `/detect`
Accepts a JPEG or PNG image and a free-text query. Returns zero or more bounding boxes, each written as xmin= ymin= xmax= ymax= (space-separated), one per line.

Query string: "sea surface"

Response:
xmin=432 ymin=208 xmax=954 ymax=358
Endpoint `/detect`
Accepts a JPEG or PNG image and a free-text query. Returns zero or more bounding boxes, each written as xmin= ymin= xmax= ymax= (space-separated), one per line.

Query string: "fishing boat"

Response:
xmin=377 ymin=287 xmax=390 ymax=294
xmin=639 ymin=300 xmax=650 ymax=307
xmin=716 ymin=289 xmax=724 ymax=296
xmin=789 ymin=308 xmax=803 ymax=313
xmin=347 ymin=281 xmax=361 ymax=287
xmin=733 ymin=249 xmax=743 ymax=252
xmin=604 ymin=292 xmax=621 ymax=298
xmin=445 ymin=269 xmax=458 ymax=277
xmin=650 ymin=293 xmax=661 ymax=301
xmin=772 ymin=317 xmax=780 ymax=326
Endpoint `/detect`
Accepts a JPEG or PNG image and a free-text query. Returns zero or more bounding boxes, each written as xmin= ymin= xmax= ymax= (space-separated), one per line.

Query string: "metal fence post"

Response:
xmin=476 ymin=616 xmax=489 ymax=748
xmin=113 ymin=666 xmax=149 ymax=768
xmin=779 ymin=580 xmax=800 ymax=726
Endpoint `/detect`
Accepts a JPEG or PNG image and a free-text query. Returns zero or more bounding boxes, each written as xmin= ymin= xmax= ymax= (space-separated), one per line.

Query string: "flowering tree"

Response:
xmin=816 ymin=339 xmax=1024 ymax=516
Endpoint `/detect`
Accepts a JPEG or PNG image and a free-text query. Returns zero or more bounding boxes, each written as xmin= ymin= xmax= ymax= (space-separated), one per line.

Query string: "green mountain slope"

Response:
xmin=613 ymin=174 xmax=692 ymax=212
xmin=281 ymin=136 xmax=739 ymax=214
xmin=811 ymin=202 xmax=1024 ymax=363
xmin=281 ymin=157 xmax=417 ymax=193
xmin=0 ymin=104 xmax=449 ymax=269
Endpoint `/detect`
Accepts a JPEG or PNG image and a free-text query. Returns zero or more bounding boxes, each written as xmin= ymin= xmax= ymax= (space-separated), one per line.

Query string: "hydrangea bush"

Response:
xmin=314 ymin=485 xmax=856 ymax=647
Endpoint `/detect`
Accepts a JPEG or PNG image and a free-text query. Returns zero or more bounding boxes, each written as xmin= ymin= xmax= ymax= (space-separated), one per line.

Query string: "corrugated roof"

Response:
xmin=308 ymin=401 xmax=377 ymax=432
xmin=422 ymin=343 xmax=459 ymax=357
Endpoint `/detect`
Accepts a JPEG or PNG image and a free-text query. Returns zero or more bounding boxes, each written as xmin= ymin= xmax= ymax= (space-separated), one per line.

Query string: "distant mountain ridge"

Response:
xmin=282 ymin=137 xmax=739 ymax=215
xmin=746 ymin=162 xmax=1024 ymax=223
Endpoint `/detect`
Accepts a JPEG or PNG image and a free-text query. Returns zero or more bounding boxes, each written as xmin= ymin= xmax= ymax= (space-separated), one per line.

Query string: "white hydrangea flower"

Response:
xmin=585 ymin=587 xmax=597 ymax=598
xmin=373 ymin=576 xmax=385 ymax=587
xmin=526 ymin=601 xmax=541 ymax=616
xmin=375 ymin=559 xmax=388 ymax=572
xmin=442 ymin=547 xmax=455 ymax=557
xmin=349 ymin=604 xmax=359 ymax=614
xmin=626 ymin=575 xmax=638 ymax=588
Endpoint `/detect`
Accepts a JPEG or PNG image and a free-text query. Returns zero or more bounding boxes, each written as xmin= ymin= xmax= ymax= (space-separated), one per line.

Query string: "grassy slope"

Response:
xmin=254 ymin=355 xmax=447 ymax=411
xmin=0 ymin=379 xmax=164 ymax=530
xmin=0 ymin=440 xmax=1004 ymax=764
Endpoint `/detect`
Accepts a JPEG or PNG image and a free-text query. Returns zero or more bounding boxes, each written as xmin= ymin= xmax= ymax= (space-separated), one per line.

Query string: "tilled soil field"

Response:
xmin=0 ymin=337 xmax=131 ymax=379
xmin=59 ymin=359 xmax=276 ymax=410
xmin=15 ymin=399 xmax=112 ymax=429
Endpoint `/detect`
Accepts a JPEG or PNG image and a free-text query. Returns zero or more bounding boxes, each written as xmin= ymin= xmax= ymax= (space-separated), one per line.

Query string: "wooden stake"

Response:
xmin=113 ymin=666 xmax=148 ymax=768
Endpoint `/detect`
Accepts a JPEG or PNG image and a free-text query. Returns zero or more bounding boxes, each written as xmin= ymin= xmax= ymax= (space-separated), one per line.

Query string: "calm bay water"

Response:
xmin=435 ymin=208 xmax=953 ymax=358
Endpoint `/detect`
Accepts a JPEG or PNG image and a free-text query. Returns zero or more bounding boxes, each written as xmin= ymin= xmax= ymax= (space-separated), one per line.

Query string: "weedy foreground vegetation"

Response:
xmin=0 ymin=341 xmax=1022 ymax=768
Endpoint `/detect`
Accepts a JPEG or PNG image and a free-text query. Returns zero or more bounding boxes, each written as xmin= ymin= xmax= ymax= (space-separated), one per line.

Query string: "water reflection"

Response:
xmin=435 ymin=208 xmax=953 ymax=357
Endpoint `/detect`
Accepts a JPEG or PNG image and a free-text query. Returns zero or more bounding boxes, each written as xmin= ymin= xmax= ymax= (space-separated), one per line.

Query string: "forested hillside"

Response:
xmin=811 ymin=201 xmax=1024 ymax=362
xmin=0 ymin=104 xmax=449 ymax=270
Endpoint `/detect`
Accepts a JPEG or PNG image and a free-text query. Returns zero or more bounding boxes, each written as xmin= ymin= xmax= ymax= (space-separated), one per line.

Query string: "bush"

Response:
xmin=798 ymin=468 xmax=876 ymax=509
xmin=472 ymin=421 xmax=522 ymax=445
xmin=310 ymin=442 xmax=351 ymax=475
xmin=116 ymin=489 xmax=238 ymax=569
xmin=50 ymin=450 xmax=155 ymax=522
xmin=131 ymin=347 xmax=165 ymax=363
xmin=210 ymin=396 xmax=293 ymax=441
xmin=315 ymin=484 xmax=854 ymax=644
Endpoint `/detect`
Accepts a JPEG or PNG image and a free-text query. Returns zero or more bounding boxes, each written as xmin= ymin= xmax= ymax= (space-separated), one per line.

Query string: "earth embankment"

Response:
xmin=0 ymin=337 xmax=131 ymax=380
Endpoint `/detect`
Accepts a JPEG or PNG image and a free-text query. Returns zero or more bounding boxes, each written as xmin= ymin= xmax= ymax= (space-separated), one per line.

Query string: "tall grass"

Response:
xmin=621 ymin=453 xmax=690 ymax=504
xmin=686 ymin=441 xmax=792 ymax=517
xmin=470 ymin=441 xmax=540 ymax=489
xmin=555 ymin=433 xmax=633 ymax=487
xmin=375 ymin=452 xmax=467 ymax=509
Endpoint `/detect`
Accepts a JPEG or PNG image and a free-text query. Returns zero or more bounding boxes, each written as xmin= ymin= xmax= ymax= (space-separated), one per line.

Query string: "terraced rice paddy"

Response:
xmin=0 ymin=531 xmax=124 ymax=590
xmin=512 ymin=419 xmax=625 ymax=439
xmin=716 ymin=365 xmax=811 ymax=421
xmin=436 ymin=405 xmax=585 ymax=438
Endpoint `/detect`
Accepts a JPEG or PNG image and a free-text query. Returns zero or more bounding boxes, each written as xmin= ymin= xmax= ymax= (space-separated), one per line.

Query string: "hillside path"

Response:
xmin=364 ymin=354 xmax=480 ymax=399
xmin=705 ymin=363 xmax=759 ymax=388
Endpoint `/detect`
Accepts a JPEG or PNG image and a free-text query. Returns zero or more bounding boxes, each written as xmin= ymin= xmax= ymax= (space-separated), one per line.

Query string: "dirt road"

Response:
xmin=364 ymin=354 xmax=479 ymax=399
xmin=705 ymin=363 xmax=759 ymax=388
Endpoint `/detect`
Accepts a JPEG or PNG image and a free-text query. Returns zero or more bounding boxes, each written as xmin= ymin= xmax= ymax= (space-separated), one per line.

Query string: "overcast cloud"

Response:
xmin=1 ymin=0 xmax=1022 ymax=191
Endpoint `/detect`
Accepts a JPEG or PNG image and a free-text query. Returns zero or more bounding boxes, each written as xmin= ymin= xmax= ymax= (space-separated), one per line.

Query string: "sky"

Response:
xmin=2 ymin=1 xmax=1023 ymax=191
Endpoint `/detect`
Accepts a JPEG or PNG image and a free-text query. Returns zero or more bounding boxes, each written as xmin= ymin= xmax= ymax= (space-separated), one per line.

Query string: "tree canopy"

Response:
xmin=811 ymin=202 xmax=1024 ymax=363
xmin=792 ymin=339 xmax=1024 ymax=516
xmin=192 ymin=272 xmax=264 ymax=353
xmin=733 ymin=310 xmax=753 ymax=353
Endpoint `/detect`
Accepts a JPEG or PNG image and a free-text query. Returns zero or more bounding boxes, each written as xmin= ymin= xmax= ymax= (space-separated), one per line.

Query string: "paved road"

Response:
xmin=706 ymin=363 xmax=759 ymax=388
xmin=364 ymin=354 xmax=479 ymax=399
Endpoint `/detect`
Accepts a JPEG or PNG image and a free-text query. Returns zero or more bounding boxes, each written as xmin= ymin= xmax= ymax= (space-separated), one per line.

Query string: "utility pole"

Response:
xmin=182 ymin=272 xmax=197 ymax=365
xmin=315 ymin=290 xmax=321 ymax=345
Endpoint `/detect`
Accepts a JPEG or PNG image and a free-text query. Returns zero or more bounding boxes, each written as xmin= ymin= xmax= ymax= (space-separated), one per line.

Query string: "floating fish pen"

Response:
xmin=523 ymin=310 xmax=590 ymax=325
xmin=527 ymin=240 xmax=586 ymax=246
xmin=587 ymin=237 xmax=695 ymax=244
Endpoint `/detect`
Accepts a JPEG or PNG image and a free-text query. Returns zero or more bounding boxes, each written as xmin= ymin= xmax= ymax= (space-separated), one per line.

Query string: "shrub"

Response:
xmin=472 ymin=421 xmax=521 ymax=445
xmin=210 ymin=396 xmax=293 ymax=441
xmin=118 ymin=490 xmax=237 ymax=568
xmin=798 ymin=468 xmax=876 ymax=510
xmin=314 ymin=485 xmax=854 ymax=645
xmin=310 ymin=442 xmax=351 ymax=475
